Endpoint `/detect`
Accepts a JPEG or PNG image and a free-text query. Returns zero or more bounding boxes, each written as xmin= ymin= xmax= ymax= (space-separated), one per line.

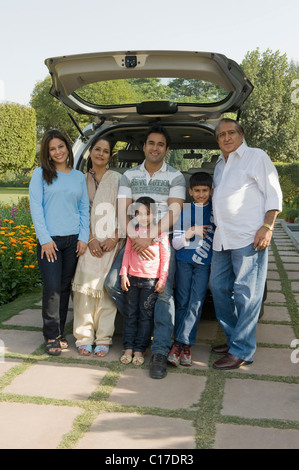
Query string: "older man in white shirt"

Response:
xmin=210 ymin=118 xmax=282 ymax=370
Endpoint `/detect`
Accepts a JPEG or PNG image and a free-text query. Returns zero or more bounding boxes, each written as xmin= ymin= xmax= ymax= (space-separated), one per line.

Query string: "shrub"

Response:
xmin=0 ymin=197 xmax=41 ymax=305
xmin=0 ymin=103 xmax=36 ymax=175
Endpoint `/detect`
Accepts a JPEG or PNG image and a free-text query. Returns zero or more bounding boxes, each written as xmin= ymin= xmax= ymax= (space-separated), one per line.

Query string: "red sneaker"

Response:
xmin=167 ymin=343 xmax=182 ymax=367
xmin=180 ymin=344 xmax=192 ymax=366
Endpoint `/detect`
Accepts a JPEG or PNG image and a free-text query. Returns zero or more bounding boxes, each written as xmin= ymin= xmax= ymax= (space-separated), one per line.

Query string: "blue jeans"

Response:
xmin=174 ymin=261 xmax=210 ymax=346
xmin=209 ymin=243 xmax=268 ymax=362
xmin=122 ymin=275 xmax=158 ymax=352
xmin=37 ymin=235 xmax=79 ymax=340
xmin=105 ymin=244 xmax=176 ymax=356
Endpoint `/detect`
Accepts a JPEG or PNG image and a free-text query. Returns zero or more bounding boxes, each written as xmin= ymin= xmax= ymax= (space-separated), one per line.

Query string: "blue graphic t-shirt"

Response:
xmin=173 ymin=201 xmax=215 ymax=265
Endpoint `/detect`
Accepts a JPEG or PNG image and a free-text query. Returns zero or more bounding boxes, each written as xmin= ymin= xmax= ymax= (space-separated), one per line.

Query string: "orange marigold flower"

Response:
xmin=28 ymin=265 xmax=35 ymax=268
xmin=16 ymin=256 xmax=22 ymax=260
xmin=1 ymin=246 xmax=7 ymax=249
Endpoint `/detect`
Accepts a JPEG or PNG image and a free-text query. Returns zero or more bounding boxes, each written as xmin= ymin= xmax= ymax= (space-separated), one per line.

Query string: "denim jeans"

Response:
xmin=37 ymin=235 xmax=79 ymax=340
xmin=105 ymin=243 xmax=176 ymax=356
xmin=174 ymin=261 xmax=210 ymax=346
xmin=209 ymin=243 xmax=268 ymax=362
xmin=122 ymin=275 xmax=158 ymax=352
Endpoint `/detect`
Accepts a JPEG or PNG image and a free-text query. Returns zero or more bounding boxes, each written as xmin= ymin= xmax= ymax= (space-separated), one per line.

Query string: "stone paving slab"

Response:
xmin=3 ymin=308 xmax=73 ymax=328
xmin=287 ymin=272 xmax=299 ymax=280
xmin=221 ymin=378 xmax=299 ymax=421
xmin=280 ymin=255 xmax=299 ymax=261
xmin=267 ymin=271 xmax=280 ymax=280
xmin=108 ymin=369 xmax=207 ymax=410
xmin=265 ymin=292 xmax=286 ymax=303
xmin=0 ymin=359 xmax=22 ymax=378
xmin=267 ymin=263 xmax=278 ymax=270
xmin=213 ymin=424 xmax=299 ymax=449
xmin=222 ymin=347 xmax=299 ymax=377
xmin=256 ymin=323 xmax=295 ymax=345
xmin=0 ymin=402 xmax=82 ymax=449
xmin=76 ymin=411 xmax=196 ymax=449
xmin=262 ymin=306 xmax=290 ymax=322
xmin=291 ymin=282 xmax=299 ymax=291
xmin=267 ymin=280 xmax=282 ymax=290
xmin=3 ymin=362 xmax=108 ymax=401
xmin=0 ymin=329 xmax=43 ymax=355
xmin=283 ymin=265 xmax=299 ymax=271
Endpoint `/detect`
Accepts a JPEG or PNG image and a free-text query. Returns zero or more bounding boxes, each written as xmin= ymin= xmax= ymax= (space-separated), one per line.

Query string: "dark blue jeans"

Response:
xmin=122 ymin=275 xmax=158 ymax=353
xmin=37 ymin=235 xmax=79 ymax=340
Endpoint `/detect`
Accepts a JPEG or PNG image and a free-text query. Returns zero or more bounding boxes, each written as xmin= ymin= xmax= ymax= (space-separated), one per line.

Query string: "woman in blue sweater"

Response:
xmin=29 ymin=130 xmax=89 ymax=356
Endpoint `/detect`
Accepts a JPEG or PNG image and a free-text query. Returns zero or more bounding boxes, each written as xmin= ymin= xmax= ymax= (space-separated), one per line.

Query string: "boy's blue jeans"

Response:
xmin=209 ymin=243 xmax=268 ymax=362
xmin=105 ymin=244 xmax=176 ymax=357
xmin=174 ymin=261 xmax=210 ymax=346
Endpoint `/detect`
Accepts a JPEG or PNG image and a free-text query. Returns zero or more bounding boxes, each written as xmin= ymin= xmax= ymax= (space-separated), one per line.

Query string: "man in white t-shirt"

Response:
xmin=210 ymin=118 xmax=282 ymax=370
xmin=105 ymin=125 xmax=186 ymax=378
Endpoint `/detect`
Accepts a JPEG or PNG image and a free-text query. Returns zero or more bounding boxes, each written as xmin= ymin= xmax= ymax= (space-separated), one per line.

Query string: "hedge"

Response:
xmin=0 ymin=103 xmax=36 ymax=174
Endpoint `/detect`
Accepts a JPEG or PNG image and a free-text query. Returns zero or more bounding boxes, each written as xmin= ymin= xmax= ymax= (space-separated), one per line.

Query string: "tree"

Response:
xmin=30 ymin=77 xmax=140 ymax=142
xmin=30 ymin=76 xmax=91 ymax=142
xmin=168 ymin=78 xmax=227 ymax=103
xmin=240 ymin=49 xmax=299 ymax=162
xmin=0 ymin=103 xmax=36 ymax=174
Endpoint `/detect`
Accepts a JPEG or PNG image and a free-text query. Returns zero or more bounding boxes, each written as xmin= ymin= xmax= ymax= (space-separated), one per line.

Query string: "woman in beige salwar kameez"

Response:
xmin=72 ymin=137 xmax=123 ymax=357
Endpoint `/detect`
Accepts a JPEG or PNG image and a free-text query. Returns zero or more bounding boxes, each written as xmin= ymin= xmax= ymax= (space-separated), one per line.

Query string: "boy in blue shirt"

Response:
xmin=168 ymin=172 xmax=215 ymax=366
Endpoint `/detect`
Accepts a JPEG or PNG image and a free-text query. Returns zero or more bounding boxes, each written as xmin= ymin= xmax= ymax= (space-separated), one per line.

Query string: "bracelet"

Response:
xmin=263 ymin=223 xmax=274 ymax=231
xmin=110 ymin=238 xmax=117 ymax=242
xmin=88 ymin=238 xmax=95 ymax=244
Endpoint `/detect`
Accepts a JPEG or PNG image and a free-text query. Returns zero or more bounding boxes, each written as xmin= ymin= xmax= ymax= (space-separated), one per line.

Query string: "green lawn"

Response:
xmin=0 ymin=187 xmax=29 ymax=204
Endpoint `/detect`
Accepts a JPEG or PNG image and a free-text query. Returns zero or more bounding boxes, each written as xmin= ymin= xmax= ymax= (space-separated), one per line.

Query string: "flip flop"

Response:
xmin=46 ymin=339 xmax=61 ymax=356
xmin=57 ymin=335 xmax=68 ymax=349
xmin=77 ymin=345 xmax=92 ymax=356
xmin=132 ymin=355 xmax=144 ymax=366
xmin=94 ymin=345 xmax=109 ymax=357
xmin=120 ymin=354 xmax=132 ymax=364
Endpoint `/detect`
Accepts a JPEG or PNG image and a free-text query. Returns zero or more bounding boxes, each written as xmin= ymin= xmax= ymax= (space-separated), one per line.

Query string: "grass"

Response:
xmin=0 ymin=221 xmax=298 ymax=449
xmin=0 ymin=187 xmax=29 ymax=205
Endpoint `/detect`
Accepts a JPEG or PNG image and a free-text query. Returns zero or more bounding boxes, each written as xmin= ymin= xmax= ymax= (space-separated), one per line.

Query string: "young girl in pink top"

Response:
xmin=120 ymin=197 xmax=170 ymax=365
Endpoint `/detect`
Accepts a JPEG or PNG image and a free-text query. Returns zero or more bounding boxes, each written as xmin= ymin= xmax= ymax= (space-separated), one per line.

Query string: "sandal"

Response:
xmin=132 ymin=355 xmax=144 ymax=366
xmin=77 ymin=345 xmax=92 ymax=356
xmin=57 ymin=335 xmax=68 ymax=349
xmin=120 ymin=354 xmax=132 ymax=364
xmin=94 ymin=345 xmax=109 ymax=357
xmin=46 ymin=339 xmax=61 ymax=356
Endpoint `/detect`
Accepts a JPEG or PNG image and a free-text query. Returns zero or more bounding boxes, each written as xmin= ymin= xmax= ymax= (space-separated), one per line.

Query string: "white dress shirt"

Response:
xmin=212 ymin=142 xmax=282 ymax=251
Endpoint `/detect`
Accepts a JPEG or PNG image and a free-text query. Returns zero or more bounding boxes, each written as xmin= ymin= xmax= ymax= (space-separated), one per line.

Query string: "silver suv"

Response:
xmin=45 ymin=50 xmax=261 ymax=317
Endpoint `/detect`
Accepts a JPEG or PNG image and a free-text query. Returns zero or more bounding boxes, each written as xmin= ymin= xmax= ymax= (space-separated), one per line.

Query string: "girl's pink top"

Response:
xmin=119 ymin=228 xmax=170 ymax=285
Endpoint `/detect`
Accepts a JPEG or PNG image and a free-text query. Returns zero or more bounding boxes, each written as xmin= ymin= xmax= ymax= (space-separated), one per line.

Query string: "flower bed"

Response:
xmin=0 ymin=197 xmax=41 ymax=305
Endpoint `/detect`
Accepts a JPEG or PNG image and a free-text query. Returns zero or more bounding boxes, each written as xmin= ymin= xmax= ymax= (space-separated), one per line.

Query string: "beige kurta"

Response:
xmin=72 ymin=170 xmax=123 ymax=346
xmin=72 ymin=170 xmax=122 ymax=297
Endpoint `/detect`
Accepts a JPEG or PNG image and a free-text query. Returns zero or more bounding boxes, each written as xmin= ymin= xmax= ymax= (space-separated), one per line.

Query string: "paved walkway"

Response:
xmin=0 ymin=220 xmax=298 ymax=450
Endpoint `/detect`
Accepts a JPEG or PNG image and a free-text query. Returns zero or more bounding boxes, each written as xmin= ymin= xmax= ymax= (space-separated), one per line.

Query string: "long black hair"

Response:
xmin=40 ymin=129 xmax=73 ymax=185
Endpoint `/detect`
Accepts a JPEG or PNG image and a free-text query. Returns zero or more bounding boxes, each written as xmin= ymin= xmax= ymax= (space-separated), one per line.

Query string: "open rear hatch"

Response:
xmin=45 ymin=50 xmax=253 ymax=121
